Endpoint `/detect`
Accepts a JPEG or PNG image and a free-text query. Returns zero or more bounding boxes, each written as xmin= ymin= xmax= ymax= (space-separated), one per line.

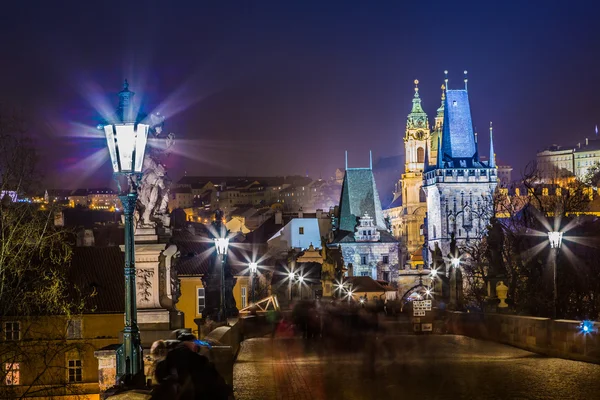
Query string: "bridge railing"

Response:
xmin=446 ymin=312 xmax=600 ymax=364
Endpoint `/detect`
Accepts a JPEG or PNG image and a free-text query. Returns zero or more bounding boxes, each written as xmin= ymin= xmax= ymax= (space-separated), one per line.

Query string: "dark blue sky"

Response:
xmin=1 ymin=0 xmax=599 ymax=189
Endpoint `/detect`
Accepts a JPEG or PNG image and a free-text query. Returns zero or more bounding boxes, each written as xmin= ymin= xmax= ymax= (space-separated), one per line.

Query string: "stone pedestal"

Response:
xmin=117 ymin=229 xmax=182 ymax=346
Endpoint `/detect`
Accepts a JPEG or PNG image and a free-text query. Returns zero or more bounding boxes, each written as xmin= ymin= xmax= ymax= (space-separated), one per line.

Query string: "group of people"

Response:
xmin=149 ymin=330 xmax=233 ymax=400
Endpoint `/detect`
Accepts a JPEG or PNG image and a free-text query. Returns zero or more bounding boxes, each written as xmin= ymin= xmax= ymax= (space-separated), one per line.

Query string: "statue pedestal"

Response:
xmin=135 ymin=227 xmax=159 ymax=244
xmin=118 ymin=230 xmax=181 ymax=346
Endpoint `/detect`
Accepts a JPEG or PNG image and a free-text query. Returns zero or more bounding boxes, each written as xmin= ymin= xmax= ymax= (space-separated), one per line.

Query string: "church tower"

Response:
xmin=399 ymin=80 xmax=430 ymax=255
xmin=422 ymin=71 xmax=498 ymax=268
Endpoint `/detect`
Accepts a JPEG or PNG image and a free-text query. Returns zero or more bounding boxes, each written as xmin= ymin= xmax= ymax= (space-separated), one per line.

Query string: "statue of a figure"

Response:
xmin=486 ymin=217 xmax=506 ymax=277
xmin=137 ymin=113 xmax=175 ymax=228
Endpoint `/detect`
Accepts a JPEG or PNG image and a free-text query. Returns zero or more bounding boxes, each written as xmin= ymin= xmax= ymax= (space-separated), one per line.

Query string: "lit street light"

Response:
xmin=548 ymin=231 xmax=563 ymax=319
xmin=214 ymin=237 xmax=229 ymax=321
xmin=103 ymin=80 xmax=149 ymax=379
xmin=298 ymin=275 xmax=304 ymax=300
xmin=249 ymin=262 xmax=258 ymax=304
xmin=288 ymin=271 xmax=295 ymax=302
xmin=451 ymin=257 xmax=460 ymax=268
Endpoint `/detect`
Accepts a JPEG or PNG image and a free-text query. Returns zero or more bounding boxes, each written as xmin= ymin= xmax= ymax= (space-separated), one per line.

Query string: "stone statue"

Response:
xmin=137 ymin=113 xmax=175 ymax=228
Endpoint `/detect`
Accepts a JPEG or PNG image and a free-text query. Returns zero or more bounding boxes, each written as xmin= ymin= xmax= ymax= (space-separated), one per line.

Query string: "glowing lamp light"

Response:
xmin=580 ymin=320 xmax=594 ymax=334
xmin=548 ymin=231 xmax=563 ymax=249
xmin=214 ymin=238 xmax=229 ymax=255
xmin=425 ymin=288 xmax=432 ymax=297
xmin=249 ymin=262 xmax=258 ymax=274
xmin=359 ymin=298 xmax=365 ymax=304
xmin=430 ymin=269 xmax=438 ymax=277
xmin=288 ymin=272 xmax=295 ymax=280
xmin=451 ymin=258 xmax=460 ymax=268
xmin=298 ymin=275 xmax=305 ymax=283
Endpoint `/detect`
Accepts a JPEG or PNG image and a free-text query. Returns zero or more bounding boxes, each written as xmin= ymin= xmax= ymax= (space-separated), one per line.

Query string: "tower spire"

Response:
xmin=410 ymin=79 xmax=425 ymax=114
xmin=489 ymin=122 xmax=496 ymax=168
xmin=369 ymin=150 xmax=373 ymax=169
xmin=464 ymin=70 xmax=468 ymax=90
xmin=345 ymin=151 xmax=348 ymax=169
xmin=474 ymin=129 xmax=479 ymax=161
xmin=444 ymin=70 xmax=448 ymax=90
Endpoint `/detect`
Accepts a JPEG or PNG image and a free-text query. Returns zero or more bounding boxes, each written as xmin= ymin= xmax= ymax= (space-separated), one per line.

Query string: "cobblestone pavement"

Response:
xmin=233 ymin=335 xmax=600 ymax=400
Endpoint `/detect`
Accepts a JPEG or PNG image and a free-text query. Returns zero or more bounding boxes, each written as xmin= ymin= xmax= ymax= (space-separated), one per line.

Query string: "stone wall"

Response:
xmin=446 ymin=312 xmax=600 ymax=364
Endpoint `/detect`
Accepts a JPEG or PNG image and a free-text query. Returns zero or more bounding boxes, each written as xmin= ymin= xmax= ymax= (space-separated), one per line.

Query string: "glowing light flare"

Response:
xmin=451 ymin=258 xmax=460 ymax=268
xmin=580 ymin=320 xmax=594 ymax=334
xmin=214 ymin=237 xmax=229 ymax=255
xmin=548 ymin=231 xmax=563 ymax=249
xmin=249 ymin=262 xmax=258 ymax=274
xmin=430 ymin=268 xmax=439 ymax=278
xmin=104 ymin=123 xmax=149 ymax=173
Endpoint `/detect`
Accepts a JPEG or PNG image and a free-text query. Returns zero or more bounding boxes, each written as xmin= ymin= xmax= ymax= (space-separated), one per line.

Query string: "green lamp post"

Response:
xmin=102 ymin=80 xmax=149 ymax=380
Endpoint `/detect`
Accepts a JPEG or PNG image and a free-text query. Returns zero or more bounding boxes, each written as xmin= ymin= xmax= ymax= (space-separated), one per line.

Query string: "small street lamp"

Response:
xmin=298 ymin=275 xmax=305 ymax=300
xmin=102 ymin=80 xmax=149 ymax=379
xmin=214 ymin=237 xmax=229 ymax=321
xmin=288 ymin=271 xmax=295 ymax=302
xmin=249 ymin=262 xmax=258 ymax=304
xmin=451 ymin=257 xmax=460 ymax=269
xmin=548 ymin=231 xmax=563 ymax=319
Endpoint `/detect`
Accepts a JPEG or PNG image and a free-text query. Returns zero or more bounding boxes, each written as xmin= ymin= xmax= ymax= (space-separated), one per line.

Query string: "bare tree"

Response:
xmin=0 ymin=107 xmax=91 ymax=399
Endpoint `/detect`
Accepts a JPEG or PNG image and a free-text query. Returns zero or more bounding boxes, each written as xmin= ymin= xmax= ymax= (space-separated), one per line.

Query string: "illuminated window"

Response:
xmin=241 ymin=287 xmax=247 ymax=308
xmin=68 ymin=360 xmax=82 ymax=383
xmin=197 ymin=288 xmax=205 ymax=314
xmin=299 ymin=227 xmax=304 ymax=235
xmin=382 ymin=255 xmax=389 ymax=264
xmin=4 ymin=362 xmax=19 ymax=385
xmin=361 ymin=255 xmax=367 ymax=265
xmin=67 ymin=319 xmax=82 ymax=339
xmin=4 ymin=322 xmax=20 ymax=341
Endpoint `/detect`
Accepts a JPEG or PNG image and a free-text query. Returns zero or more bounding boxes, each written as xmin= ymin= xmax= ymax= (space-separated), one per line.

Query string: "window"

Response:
xmin=360 ymin=271 xmax=369 ymax=276
xmin=67 ymin=319 xmax=82 ymax=339
xmin=4 ymin=322 xmax=20 ymax=341
xmin=417 ymin=147 xmax=425 ymax=163
xmin=68 ymin=359 xmax=82 ymax=383
xmin=197 ymin=288 xmax=205 ymax=314
xmin=383 ymin=271 xmax=390 ymax=282
xmin=241 ymin=287 xmax=247 ymax=308
xmin=4 ymin=362 xmax=19 ymax=385
xmin=299 ymin=227 xmax=304 ymax=235
xmin=382 ymin=255 xmax=389 ymax=264
xmin=360 ymin=255 xmax=367 ymax=265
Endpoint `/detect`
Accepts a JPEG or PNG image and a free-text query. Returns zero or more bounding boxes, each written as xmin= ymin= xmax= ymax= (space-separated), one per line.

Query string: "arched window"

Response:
xmin=419 ymin=188 xmax=426 ymax=203
xmin=417 ymin=147 xmax=425 ymax=163
xmin=464 ymin=206 xmax=473 ymax=227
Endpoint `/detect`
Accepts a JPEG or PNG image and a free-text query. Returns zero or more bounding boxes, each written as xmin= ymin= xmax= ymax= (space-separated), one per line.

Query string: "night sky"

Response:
xmin=1 ymin=0 xmax=599 ymax=189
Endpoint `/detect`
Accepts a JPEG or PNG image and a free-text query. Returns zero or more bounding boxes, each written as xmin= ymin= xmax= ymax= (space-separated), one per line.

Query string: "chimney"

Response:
xmin=275 ymin=210 xmax=283 ymax=225
xmin=316 ymin=209 xmax=323 ymax=219
xmin=298 ymin=207 xmax=303 ymax=219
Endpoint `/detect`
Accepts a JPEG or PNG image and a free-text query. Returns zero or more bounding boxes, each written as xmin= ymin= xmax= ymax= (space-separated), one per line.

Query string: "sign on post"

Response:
xmin=413 ymin=300 xmax=432 ymax=316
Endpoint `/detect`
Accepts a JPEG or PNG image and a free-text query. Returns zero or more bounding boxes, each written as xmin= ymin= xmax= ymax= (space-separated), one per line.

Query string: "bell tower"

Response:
xmin=399 ymin=80 xmax=430 ymax=254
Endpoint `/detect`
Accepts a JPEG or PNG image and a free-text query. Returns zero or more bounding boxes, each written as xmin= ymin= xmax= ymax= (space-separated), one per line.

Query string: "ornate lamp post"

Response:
xmin=214 ymin=237 xmax=229 ymax=321
xmin=249 ymin=262 xmax=258 ymax=304
xmin=548 ymin=231 xmax=563 ymax=319
xmin=102 ymin=80 xmax=149 ymax=379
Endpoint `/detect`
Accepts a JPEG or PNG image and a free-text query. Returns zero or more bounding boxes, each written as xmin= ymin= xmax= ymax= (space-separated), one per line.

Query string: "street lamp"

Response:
xmin=298 ymin=275 xmax=304 ymax=300
xmin=214 ymin=237 xmax=229 ymax=321
xmin=288 ymin=271 xmax=295 ymax=302
xmin=451 ymin=257 xmax=460 ymax=269
xmin=103 ymin=80 xmax=149 ymax=379
xmin=548 ymin=231 xmax=563 ymax=319
xmin=249 ymin=262 xmax=258 ymax=304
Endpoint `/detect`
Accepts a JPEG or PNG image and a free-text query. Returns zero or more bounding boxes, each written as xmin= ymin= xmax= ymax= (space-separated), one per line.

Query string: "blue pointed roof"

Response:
xmin=441 ymin=89 xmax=477 ymax=160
